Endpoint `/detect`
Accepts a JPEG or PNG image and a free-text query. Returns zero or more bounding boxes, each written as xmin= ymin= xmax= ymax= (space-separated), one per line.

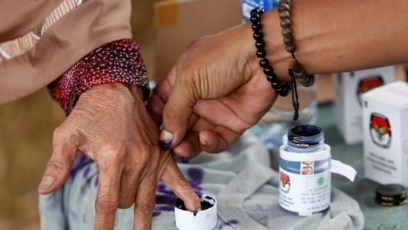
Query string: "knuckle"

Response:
xmin=46 ymin=158 xmax=68 ymax=172
xmin=163 ymin=103 xmax=179 ymax=120
xmin=135 ymin=151 xmax=150 ymax=164
xmin=137 ymin=145 xmax=160 ymax=164
xmin=99 ymin=143 xmax=119 ymax=153
xmin=136 ymin=200 xmax=156 ymax=215
xmin=52 ymin=126 xmax=69 ymax=141
xmin=97 ymin=146 xmax=125 ymax=166
xmin=52 ymin=126 xmax=79 ymax=148
xmin=96 ymin=196 xmax=119 ymax=213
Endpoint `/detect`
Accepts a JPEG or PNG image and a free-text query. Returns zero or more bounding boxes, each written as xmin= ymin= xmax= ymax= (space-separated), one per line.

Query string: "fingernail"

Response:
xmin=159 ymin=130 xmax=173 ymax=149
xmin=39 ymin=176 xmax=54 ymax=191
xmin=199 ymin=135 xmax=207 ymax=146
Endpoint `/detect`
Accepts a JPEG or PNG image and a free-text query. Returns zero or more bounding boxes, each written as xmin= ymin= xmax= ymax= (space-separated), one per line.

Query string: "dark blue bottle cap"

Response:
xmin=288 ymin=125 xmax=323 ymax=148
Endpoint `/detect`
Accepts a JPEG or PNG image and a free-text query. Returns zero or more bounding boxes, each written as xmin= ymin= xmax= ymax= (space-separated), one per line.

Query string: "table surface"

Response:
xmin=316 ymin=103 xmax=408 ymax=230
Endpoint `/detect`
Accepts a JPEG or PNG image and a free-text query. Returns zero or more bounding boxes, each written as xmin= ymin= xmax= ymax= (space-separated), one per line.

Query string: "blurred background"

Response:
xmin=0 ymin=0 xmax=158 ymax=228
xmin=3 ymin=0 xmax=404 ymax=229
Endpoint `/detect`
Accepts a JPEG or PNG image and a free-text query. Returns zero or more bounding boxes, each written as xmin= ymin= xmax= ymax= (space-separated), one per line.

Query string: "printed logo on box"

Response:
xmin=369 ymin=112 xmax=392 ymax=148
xmin=357 ymin=76 xmax=384 ymax=106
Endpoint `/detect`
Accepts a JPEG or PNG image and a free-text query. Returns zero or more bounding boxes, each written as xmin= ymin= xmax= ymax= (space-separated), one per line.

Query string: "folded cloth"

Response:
xmin=39 ymin=132 xmax=364 ymax=230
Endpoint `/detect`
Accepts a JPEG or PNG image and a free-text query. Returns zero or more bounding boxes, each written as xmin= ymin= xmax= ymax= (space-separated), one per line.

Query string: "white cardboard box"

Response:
xmin=332 ymin=66 xmax=395 ymax=144
xmin=362 ymin=81 xmax=408 ymax=186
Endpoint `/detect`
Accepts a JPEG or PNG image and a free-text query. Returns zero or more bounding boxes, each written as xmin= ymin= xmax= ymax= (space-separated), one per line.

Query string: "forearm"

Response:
xmin=253 ymin=0 xmax=408 ymax=81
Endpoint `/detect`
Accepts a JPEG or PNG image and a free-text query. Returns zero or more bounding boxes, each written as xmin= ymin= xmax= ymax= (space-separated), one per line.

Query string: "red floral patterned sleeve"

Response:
xmin=48 ymin=39 xmax=150 ymax=116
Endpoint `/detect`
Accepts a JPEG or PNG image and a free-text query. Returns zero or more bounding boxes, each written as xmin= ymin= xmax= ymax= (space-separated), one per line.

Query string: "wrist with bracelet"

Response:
xmin=250 ymin=3 xmax=315 ymax=121
xmin=48 ymin=39 xmax=150 ymax=116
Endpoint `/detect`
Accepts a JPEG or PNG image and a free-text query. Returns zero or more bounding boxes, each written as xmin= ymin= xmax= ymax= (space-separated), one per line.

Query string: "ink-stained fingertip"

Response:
xmin=159 ymin=130 xmax=174 ymax=149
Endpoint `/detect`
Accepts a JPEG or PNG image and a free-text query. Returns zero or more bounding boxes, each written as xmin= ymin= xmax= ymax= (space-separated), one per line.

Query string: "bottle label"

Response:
xmin=279 ymin=160 xmax=331 ymax=216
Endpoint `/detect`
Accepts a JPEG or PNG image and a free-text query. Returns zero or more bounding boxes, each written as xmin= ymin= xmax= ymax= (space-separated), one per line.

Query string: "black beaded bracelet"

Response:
xmin=250 ymin=8 xmax=299 ymax=120
xmin=278 ymin=0 xmax=315 ymax=87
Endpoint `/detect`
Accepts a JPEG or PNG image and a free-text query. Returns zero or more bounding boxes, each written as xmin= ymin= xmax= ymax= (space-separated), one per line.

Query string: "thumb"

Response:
xmin=38 ymin=132 xmax=78 ymax=194
xmin=159 ymin=73 xmax=198 ymax=150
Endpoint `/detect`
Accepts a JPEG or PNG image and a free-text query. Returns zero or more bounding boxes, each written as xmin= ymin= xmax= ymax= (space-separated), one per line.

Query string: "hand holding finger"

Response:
xmin=150 ymin=25 xmax=276 ymax=156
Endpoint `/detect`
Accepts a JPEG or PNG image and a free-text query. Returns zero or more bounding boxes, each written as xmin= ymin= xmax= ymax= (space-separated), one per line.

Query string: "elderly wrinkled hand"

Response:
xmin=37 ymin=83 xmax=200 ymax=229
xmin=147 ymin=25 xmax=279 ymax=159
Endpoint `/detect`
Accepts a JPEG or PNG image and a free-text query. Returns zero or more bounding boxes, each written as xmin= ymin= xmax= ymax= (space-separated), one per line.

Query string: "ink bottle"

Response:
xmin=278 ymin=125 xmax=331 ymax=216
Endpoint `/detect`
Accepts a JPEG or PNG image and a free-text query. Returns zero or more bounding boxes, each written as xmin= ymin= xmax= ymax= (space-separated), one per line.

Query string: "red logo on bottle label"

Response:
xmin=280 ymin=171 xmax=291 ymax=193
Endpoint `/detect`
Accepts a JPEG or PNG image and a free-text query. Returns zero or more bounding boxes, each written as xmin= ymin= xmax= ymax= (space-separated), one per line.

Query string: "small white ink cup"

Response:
xmin=174 ymin=194 xmax=217 ymax=230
